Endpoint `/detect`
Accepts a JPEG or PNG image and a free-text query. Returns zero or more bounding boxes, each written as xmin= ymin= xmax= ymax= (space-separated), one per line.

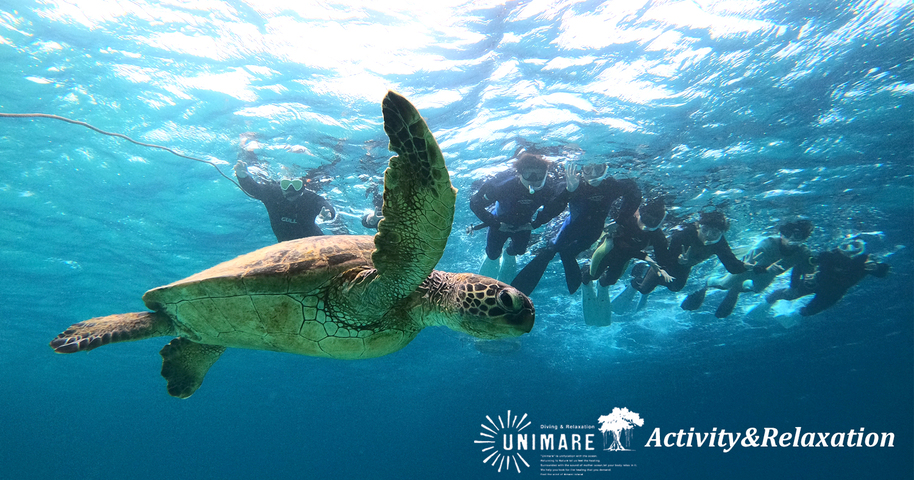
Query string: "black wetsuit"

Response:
xmin=766 ymin=250 xmax=889 ymax=316
xmin=590 ymin=214 xmax=671 ymax=287
xmin=634 ymin=222 xmax=746 ymax=294
xmin=238 ymin=175 xmax=335 ymax=242
xmin=511 ymin=178 xmax=641 ymax=295
xmin=470 ymin=170 xmax=565 ymax=259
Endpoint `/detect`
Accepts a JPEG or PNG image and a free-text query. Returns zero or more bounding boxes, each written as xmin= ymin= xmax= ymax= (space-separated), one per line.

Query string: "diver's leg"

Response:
xmin=667 ymin=267 xmax=690 ymax=292
xmin=499 ymin=230 xmax=532 ymax=284
xmin=799 ymin=290 xmax=844 ymax=317
xmin=559 ymin=250 xmax=583 ymax=294
xmin=707 ymin=272 xmax=742 ymax=290
xmin=597 ymin=253 xmax=629 ymax=289
xmin=634 ymin=266 xmax=661 ymax=294
xmin=480 ymin=228 xmax=506 ymax=277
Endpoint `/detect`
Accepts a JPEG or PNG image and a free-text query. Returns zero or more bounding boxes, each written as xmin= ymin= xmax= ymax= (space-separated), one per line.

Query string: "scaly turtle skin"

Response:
xmin=50 ymin=91 xmax=534 ymax=398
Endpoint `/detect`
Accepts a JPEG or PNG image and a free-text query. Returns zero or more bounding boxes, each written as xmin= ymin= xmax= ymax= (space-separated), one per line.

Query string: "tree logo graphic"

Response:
xmin=474 ymin=410 xmax=531 ymax=473
xmin=598 ymin=407 xmax=644 ymax=451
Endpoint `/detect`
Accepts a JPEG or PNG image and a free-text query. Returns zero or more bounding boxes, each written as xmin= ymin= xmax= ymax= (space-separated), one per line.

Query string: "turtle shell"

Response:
xmin=142 ymin=235 xmax=415 ymax=359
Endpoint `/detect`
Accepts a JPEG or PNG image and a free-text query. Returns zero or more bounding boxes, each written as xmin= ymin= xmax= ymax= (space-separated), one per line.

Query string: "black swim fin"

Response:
xmin=510 ymin=249 xmax=557 ymax=295
xmin=681 ymin=287 xmax=707 ymax=311
xmin=560 ymin=251 xmax=582 ymax=294
xmin=715 ymin=288 xmax=740 ymax=318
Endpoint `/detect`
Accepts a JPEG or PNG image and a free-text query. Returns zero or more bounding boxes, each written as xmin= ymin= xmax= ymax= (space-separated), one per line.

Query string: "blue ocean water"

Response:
xmin=0 ymin=1 xmax=911 ymax=478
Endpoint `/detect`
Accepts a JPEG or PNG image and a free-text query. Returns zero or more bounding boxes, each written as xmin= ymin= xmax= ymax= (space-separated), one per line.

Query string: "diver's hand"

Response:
xmin=766 ymin=259 xmax=785 ymax=274
xmin=743 ymin=251 xmax=761 ymax=270
xmin=645 ymin=256 xmax=673 ymax=282
xmin=678 ymin=246 xmax=692 ymax=265
xmin=234 ymin=160 xmax=248 ymax=178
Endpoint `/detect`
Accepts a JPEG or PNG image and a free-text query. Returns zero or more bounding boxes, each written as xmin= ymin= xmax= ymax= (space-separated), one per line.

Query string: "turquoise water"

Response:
xmin=1 ymin=1 xmax=911 ymax=478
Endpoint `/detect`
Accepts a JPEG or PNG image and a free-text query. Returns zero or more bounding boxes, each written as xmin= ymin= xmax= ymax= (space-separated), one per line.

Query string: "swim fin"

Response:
xmin=510 ymin=249 xmax=556 ymax=295
xmin=560 ymin=251 xmax=582 ymax=294
xmin=635 ymin=292 xmax=650 ymax=312
xmin=498 ymin=254 xmax=517 ymax=283
xmin=480 ymin=256 xmax=501 ymax=278
xmin=611 ymin=284 xmax=638 ymax=314
xmin=744 ymin=301 xmax=772 ymax=324
xmin=714 ymin=288 xmax=740 ymax=318
xmin=583 ymin=284 xmax=612 ymax=327
xmin=681 ymin=287 xmax=707 ymax=311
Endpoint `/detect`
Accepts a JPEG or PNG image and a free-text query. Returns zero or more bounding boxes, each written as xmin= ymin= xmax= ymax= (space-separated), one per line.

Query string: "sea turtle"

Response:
xmin=50 ymin=91 xmax=535 ymax=398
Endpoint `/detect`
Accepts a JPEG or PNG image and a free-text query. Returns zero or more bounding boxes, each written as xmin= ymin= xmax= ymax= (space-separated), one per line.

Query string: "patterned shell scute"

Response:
xmin=143 ymin=236 xmax=376 ymax=308
xmin=138 ymin=236 xmax=406 ymax=359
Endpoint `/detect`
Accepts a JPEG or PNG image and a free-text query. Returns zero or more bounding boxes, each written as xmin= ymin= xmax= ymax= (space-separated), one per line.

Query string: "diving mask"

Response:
xmin=281 ymin=178 xmax=304 ymax=192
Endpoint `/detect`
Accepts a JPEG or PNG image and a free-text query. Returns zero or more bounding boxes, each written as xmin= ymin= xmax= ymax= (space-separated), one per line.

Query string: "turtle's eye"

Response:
xmin=497 ymin=290 xmax=516 ymax=310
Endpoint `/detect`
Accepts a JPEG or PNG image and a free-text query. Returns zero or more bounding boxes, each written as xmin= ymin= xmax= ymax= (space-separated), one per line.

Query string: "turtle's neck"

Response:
xmin=409 ymin=270 xmax=460 ymax=328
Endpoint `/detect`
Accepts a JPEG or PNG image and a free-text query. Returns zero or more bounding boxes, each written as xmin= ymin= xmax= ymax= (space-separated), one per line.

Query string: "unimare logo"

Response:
xmin=475 ymin=410 xmax=532 ymax=473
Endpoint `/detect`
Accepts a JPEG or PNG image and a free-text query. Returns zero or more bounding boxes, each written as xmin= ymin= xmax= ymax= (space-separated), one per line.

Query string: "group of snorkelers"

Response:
xmin=233 ymin=137 xmax=890 ymax=327
xmin=468 ymin=150 xmax=890 ymax=326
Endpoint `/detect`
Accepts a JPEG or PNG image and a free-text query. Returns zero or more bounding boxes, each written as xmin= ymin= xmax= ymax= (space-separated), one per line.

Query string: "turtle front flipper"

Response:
xmin=160 ymin=338 xmax=226 ymax=399
xmin=370 ymin=91 xmax=457 ymax=303
xmin=50 ymin=311 xmax=175 ymax=353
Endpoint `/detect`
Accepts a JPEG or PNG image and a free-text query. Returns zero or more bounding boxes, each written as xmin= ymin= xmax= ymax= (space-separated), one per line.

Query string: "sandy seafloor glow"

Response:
xmin=0 ymin=1 xmax=911 ymax=478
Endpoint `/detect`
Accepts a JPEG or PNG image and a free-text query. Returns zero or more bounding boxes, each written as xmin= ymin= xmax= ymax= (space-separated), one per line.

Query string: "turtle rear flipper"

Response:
xmin=50 ymin=311 xmax=175 ymax=353
xmin=160 ymin=338 xmax=226 ymax=399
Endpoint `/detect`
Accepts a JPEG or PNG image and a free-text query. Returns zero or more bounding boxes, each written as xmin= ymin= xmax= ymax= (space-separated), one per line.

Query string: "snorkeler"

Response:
xmin=578 ymin=197 xmax=671 ymax=325
xmin=689 ymin=219 xmax=815 ymax=318
xmin=234 ymin=134 xmax=337 ymax=242
xmin=632 ymin=210 xmax=751 ymax=311
xmin=510 ymin=162 xmax=642 ymax=296
xmin=764 ymin=237 xmax=890 ymax=317
xmin=470 ymin=151 xmax=565 ymax=282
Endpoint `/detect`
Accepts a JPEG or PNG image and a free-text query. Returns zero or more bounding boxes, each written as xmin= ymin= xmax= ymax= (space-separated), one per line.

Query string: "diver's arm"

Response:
xmin=234 ymin=162 xmax=270 ymax=199
xmin=649 ymin=229 xmax=674 ymax=268
xmin=532 ymin=187 xmax=568 ymax=229
xmin=469 ymin=182 xmax=499 ymax=227
xmin=715 ymin=237 xmax=749 ymax=274
xmin=614 ymin=178 xmax=642 ymax=220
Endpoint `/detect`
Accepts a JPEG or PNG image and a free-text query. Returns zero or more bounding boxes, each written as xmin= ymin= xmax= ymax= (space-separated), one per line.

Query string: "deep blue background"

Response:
xmin=0 ymin=1 xmax=911 ymax=478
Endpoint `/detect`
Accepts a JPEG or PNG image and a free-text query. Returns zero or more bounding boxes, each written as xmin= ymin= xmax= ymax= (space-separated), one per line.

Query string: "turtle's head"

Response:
xmin=433 ymin=273 xmax=535 ymax=339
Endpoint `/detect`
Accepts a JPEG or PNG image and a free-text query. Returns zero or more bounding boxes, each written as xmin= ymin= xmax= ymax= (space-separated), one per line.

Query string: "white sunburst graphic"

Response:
xmin=474 ymin=410 xmax=532 ymax=473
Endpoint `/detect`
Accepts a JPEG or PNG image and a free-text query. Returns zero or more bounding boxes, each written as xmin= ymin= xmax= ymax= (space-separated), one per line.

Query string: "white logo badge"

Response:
xmin=475 ymin=410 xmax=532 ymax=473
xmin=598 ymin=407 xmax=644 ymax=451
